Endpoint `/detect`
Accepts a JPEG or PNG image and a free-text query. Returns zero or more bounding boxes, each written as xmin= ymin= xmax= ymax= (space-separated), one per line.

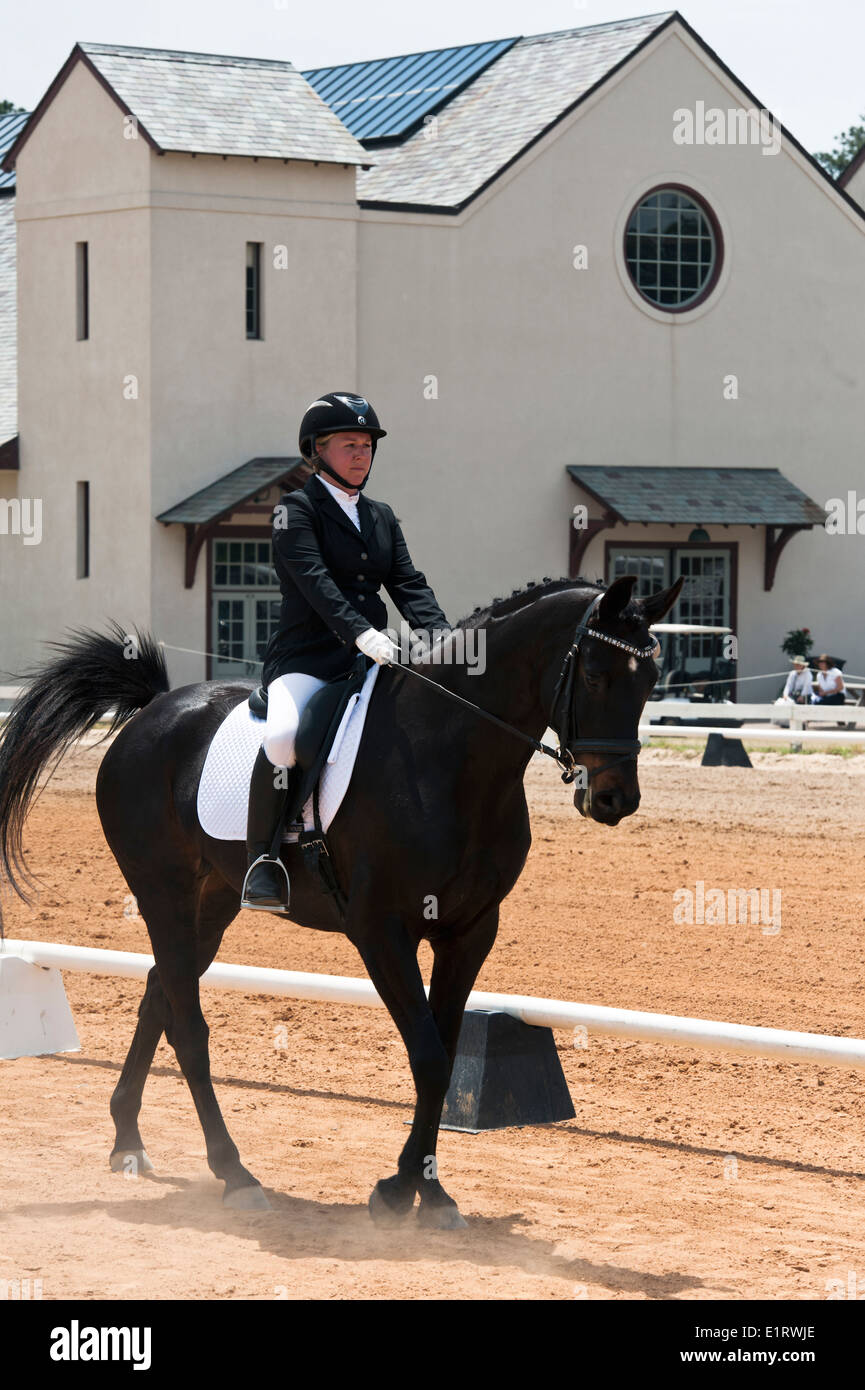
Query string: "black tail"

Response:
xmin=0 ymin=623 xmax=169 ymax=924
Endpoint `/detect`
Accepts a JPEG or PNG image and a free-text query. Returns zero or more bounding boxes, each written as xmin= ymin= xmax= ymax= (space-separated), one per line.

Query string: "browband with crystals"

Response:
xmin=577 ymin=627 xmax=660 ymax=660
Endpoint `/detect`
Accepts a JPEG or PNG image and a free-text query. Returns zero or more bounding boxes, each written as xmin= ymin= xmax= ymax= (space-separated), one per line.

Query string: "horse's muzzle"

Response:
xmin=574 ymin=782 xmax=640 ymax=825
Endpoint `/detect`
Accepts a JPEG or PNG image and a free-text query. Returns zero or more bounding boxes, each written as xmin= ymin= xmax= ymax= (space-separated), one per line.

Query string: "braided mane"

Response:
xmin=453 ymin=575 xmax=647 ymax=633
xmin=454 ymin=576 xmax=595 ymax=630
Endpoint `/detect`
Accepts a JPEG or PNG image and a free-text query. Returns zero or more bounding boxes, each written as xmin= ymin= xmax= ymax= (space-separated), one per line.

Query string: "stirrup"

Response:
xmin=240 ymin=853 xmax=292 ymax=915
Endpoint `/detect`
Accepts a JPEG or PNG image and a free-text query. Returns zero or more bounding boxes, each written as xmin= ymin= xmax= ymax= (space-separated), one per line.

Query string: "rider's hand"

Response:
xmin=355 ymin=627 xmax=397 ymax=665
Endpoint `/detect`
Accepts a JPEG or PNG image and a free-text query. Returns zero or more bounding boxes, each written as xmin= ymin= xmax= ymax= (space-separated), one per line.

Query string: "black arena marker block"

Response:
xmin=441 ymin=1010 xmax=575 ymax=1133
xmin=701 ymin=732 xmax=753 ymax=768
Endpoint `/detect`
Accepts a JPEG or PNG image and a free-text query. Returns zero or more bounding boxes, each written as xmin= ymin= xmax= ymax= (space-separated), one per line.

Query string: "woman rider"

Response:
xmin=241 ymin=391 xmax=451 ymax=913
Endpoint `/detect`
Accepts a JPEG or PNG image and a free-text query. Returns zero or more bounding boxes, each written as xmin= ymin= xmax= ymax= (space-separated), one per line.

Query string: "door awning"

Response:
xmin=157 ymin=455 xmax=310 ymax=587
xmin=566 ymin=465 xmax=827 ymax=590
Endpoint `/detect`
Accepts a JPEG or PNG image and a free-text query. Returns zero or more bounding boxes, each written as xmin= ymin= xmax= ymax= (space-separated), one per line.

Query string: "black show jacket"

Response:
xmin=261 ymin=473 xmax=451 ymax=684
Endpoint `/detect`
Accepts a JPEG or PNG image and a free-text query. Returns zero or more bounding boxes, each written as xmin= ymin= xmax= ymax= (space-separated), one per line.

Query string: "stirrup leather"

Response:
xmin=240 ymin=853 xmax=291 ymax=914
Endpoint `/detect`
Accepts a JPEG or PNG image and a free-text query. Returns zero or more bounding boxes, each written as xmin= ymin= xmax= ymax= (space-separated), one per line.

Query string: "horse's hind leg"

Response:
xmin=109 ymin=875 xmax=240 ymax=1180
xmin=109 ymin=964 xmax=167 ymax=1174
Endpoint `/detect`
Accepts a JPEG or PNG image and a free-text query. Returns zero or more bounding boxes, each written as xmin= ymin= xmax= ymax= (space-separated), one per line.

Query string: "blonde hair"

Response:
xmin=311 ymin=432 xmax=338 ymax=472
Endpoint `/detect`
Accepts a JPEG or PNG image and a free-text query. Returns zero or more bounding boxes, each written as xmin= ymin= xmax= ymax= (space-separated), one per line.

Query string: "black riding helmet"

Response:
xmin=299 ymin=392 xmax=387 ymax=492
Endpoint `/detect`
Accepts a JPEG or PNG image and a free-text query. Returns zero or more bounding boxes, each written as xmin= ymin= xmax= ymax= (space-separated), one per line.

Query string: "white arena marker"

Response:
xmin=0 ymin=952 xmax=81 ymax=1060
xmin=3 ymin=939 xmax=865 ymax=1072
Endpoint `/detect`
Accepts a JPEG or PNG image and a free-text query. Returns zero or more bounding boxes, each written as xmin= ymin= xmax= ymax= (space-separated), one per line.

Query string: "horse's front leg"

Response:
xmin=348 ymin=908 xmax=454 ymax=1226
xmin=413 ymin=907 xmax=500 ymax=1229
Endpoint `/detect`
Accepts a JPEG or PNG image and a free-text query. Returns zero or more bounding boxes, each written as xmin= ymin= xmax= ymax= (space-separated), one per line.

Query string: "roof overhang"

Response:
xmin=0 ymin=435 xmax=19 ymax=470
xmin=157 ymin=455 xmax=309 ymax=588
xmin=566 ymin=464 xmax=827 ymax=591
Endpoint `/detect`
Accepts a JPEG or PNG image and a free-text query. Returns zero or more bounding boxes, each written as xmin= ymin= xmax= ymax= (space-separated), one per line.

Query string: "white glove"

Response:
xmin=355 ymin=627 xmax=397 ymax=665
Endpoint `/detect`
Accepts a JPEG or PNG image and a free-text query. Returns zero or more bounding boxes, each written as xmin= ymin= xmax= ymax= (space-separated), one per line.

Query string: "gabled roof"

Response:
xmin=567 ymin=465 xmax=827 ymax=527
xmin=303 ymin=37 xmax=518 ymax=143
xmin=349 ymin=10 xmax=865 ymax=218
xmin=357 ymin=12 xmax=675 ymax=211
xmin=0 ymin=197 xmax=17 ymax=447
xmin=0 ymin=112 xmax=29 ymax=192
xmin=2 ymin=42 xmax=368 ymax=173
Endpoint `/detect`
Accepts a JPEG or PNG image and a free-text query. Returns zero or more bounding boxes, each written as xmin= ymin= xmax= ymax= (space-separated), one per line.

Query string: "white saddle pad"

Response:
xmin=197 ymin=664 xmax=380 ymax=840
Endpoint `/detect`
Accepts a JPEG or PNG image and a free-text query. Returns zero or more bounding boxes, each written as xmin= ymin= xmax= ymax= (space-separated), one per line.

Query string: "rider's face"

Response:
xmin=317 ymin=433 xmax=372 ymax=491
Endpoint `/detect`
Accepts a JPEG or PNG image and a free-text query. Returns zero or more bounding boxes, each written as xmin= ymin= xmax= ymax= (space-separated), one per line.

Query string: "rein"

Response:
xmin=388 ymin=591 xmax=660 ymax=783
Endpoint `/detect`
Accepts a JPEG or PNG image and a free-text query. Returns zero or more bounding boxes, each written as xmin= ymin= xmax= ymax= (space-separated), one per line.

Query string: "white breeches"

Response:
xmin=262 ymin=671 xmax=329 ymax=768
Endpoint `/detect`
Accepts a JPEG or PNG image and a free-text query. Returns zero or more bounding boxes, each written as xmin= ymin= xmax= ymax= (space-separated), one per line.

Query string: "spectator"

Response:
xmin=777 ymin=655 xmax=813 ymax=705
xmin=810 ymin=654 xmax=846 ymax=705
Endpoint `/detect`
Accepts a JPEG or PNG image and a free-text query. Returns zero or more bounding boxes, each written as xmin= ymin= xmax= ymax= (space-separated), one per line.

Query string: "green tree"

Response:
xmin=815 ymin=114 xmax=865 ymax=178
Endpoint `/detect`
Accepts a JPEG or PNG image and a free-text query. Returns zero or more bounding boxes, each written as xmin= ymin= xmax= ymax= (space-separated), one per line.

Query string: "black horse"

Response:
xmin=0 ymin=573 xmax=681 ymax=1226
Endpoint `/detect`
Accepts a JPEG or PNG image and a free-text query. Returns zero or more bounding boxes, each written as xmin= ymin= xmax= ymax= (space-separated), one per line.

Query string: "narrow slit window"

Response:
xmin=76 ymin=241 xmax=89 ymax=340
xmin=246 ymin=242 xmax=262 ymax=339
xmin=76 ymin=481 xmax=89 ymax=578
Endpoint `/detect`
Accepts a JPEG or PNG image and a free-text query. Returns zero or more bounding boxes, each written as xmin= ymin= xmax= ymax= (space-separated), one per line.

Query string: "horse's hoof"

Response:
xmin=109 ymin=1149 xmax=154 ymax=1175
xmin=417 ymin=1202 xmax=468 ymax=1230
xmin=368 ymin=1183 xmax=413 ymax=1227
xmin=224 ymin=1183 xmax=270 ymax=1211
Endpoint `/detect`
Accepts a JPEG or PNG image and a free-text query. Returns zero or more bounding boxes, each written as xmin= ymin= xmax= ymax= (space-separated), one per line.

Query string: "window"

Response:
xmin=246 ymin=242 xmax=262 ymax=339
xmin=609 ymin=548 xmax=669 ymax=599
xmin=76 ymin=481 xmax=89 ymax=578
xmin=75 ymin=242 xmax=89 ymax=340
xmin=624 ymin=188 xmax=720 ymax=310
xmin=212 ymin=539 xmax=276 ymax=589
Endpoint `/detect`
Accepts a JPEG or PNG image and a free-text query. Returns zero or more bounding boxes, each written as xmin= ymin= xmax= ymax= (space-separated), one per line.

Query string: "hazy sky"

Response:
xmin=1 ymin=0 xmax=861 ymax=161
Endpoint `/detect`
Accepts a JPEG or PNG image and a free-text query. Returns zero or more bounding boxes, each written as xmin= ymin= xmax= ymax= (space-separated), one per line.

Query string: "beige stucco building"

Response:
xmin=1 ymin=10 xmax=864 ymax=698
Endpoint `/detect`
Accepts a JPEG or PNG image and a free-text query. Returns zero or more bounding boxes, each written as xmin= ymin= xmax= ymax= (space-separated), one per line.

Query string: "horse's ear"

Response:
xmin=640 ymin=576 xmax=684 ymax=625
xmin=598 ymin=575 xmax=636 ymax=620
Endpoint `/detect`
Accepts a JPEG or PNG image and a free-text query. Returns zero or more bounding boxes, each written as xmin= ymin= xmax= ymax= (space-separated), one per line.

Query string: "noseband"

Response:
xmin=551 ymin=591 xmax=660 ymax=783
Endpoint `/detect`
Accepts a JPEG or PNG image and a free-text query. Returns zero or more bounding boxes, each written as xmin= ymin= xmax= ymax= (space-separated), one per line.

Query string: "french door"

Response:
xmin=211 ymin=537 xmax=280 ymax=678
xmin=608 ymin=544 xmax=733 ymax=676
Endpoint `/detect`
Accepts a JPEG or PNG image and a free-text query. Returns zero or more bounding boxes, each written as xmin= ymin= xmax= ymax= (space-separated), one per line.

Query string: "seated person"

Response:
xmin=776 ymin=655 xmax=813 ymax=704
xmin=810 ymin=654 xmax=846 ymax=705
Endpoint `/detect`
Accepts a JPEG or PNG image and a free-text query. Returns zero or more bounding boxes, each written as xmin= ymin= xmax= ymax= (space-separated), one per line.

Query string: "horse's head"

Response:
xmin=553 ymin=575 xmax=683 ymax=826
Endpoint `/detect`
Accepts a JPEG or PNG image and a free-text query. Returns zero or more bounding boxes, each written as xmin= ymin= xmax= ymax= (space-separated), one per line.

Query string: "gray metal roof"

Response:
xmin=0 ymin=197 xmax=17 ymax=447
xmin=157 ymin=456 xmax=308 ymax=525
xmin=357 ymin=13 xmax=674 ymax=210
xmin=0 ymin=112 xmax=29 ymax=192
xmin=77 ymin=42 xmax=367 ymax=165
xmin=303 ymin=37 xmax=518 ymax=142
xmin=566 ymin=466 xmax=827 ymax=527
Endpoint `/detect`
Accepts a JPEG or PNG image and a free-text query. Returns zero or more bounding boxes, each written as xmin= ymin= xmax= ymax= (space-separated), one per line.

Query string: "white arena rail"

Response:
xmin=640 ymin=723 xmax=865 ymax=747
xmin=3 ymin=938 xmax=865 ymax=1071
xmin=647 ymin=699 xmax=865 ymax=727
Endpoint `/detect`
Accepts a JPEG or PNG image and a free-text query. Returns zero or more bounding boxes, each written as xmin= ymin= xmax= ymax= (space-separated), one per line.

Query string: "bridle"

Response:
xmin=390 ymin=589 xmax=660 ymax=783
xmin=549 ymin=591 xmax=660 ymax=782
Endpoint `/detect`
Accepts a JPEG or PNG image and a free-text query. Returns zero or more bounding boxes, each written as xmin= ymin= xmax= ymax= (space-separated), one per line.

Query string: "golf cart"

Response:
xmin=647 ymin=623 xmax=740 ymax=725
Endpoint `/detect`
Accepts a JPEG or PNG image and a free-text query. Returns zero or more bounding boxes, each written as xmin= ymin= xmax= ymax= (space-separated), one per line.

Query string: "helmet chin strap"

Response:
xmin=315 ymin=453 xmax=373 ymax=492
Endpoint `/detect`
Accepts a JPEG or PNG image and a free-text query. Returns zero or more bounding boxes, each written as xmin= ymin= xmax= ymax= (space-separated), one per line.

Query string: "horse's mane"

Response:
xmin=453 ymin=575 xmax=647 ymax=632
xmin=454 ymin=575 xmax=597 ymax=630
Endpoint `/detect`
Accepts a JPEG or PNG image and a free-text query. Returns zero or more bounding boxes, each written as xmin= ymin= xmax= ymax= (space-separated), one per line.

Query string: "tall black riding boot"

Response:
xmin=241 ymin=747 xmax=301 ymax=914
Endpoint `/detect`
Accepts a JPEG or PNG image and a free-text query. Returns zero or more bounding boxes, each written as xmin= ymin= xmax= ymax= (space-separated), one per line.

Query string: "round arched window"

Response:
xmin=624 ymin=187 xmax=721 ymax=310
